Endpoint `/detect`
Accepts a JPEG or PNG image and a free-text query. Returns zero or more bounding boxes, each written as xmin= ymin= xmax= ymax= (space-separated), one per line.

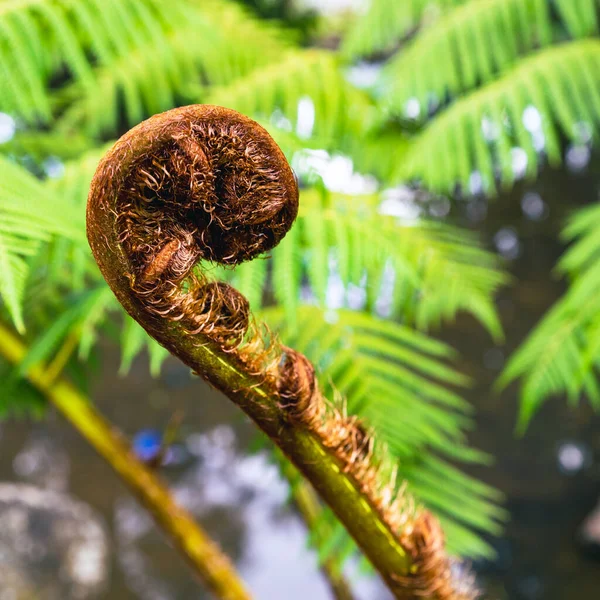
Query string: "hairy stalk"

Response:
xmin=0 ymin=323 xmax=252 ymax=600
xmin=86 ymin=104 xmax=475 ymax=599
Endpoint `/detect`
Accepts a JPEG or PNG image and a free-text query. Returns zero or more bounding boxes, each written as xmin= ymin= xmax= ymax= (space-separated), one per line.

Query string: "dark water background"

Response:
xmin=1 ymin=163 xmax=600 ymax=599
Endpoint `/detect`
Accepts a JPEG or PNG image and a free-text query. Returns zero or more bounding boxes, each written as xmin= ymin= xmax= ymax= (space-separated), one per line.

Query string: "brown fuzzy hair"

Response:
xmin=87 ymin=105 xmax=477 ymax=600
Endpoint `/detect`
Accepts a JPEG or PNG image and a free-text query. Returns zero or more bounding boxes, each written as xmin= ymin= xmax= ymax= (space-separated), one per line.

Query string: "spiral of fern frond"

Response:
xmin=87 ymin=104 xmax=476 ymax=600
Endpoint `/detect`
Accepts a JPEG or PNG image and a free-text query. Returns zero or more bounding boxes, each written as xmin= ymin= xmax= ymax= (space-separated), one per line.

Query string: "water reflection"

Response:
xmin=494 ymin=227 xmax=521 ymax=260
xmin=0 ymin=483 xmax=109 ymax=599
xmin=520 ymin=193 xmax=547 ymax=221
xmin=13 ymin=435 xmax=70 ymax=492
xmin=114 ymin=425 xmax=386 ymax=599
xmin=566 ymin=145 xmax=591 ymax=173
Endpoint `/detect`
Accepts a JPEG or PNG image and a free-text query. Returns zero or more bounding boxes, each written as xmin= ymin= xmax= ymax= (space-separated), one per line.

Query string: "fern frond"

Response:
xmin=264 ymin=306 xmax=505 ymax=558
xmin=208 ymin=51 xmax=376 ymax=145
xmin=0 ymin=3 xmax=49 ymax=121
xmin=343 ymin=128 xmax=412 ymax=183
xmin=382 ymin=0 xmax=571 ymax=121
xmin=119 ymin=315 xmax=147 ymax=374
xmin=283 ymin=188 xmax=506 ymax=337
xmin=192 ymin=0 xmax=293 ymax=87
xmin=402 ymin=40 xmax=600 ymax=196
xmin=499 ymin=203 xmax=600 ymax=430
xmin=57 ymin=27 xmax=190 ymax=135
xmin=0 ymin=156 xmax=84 ymax=331
xmin=0 ymin=0 xmax=178 ymax=122
xmin=0 ymin=239 xmax=29 ymax=334
xmin=17 ymin=286 xmax=112 ymax=374
xmin=555 ymin=0 xmax=599 ymax=37
xmin=59 ymin=0 xmax=291 ymax=135
xmin=0 ymin=130 xmax=93 ymax=161
xmin=341 ymin=0 xmax=467 ymax=60
xmin=1 ymin=0 xmax=289 ymax=129
xmin=271 ymin=222 xmax=303 ymax=330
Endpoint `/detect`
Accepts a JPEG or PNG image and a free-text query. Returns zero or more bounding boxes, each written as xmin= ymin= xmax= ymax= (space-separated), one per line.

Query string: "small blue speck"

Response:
xmin=133 ymin=429 xmax=162 ymax=462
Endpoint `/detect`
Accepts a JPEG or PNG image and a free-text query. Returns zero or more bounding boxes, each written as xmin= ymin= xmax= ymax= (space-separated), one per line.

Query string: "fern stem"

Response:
xmin=86 ymin=105 xmax=470 ymax=599
xmin=0 ymin=322 xmax=252 ymax=600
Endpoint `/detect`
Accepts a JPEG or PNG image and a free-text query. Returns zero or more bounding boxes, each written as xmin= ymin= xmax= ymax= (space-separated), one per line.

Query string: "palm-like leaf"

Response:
xmin=382 ymin=0 xmax=568 ymax=121
xmin=499 ymin=203 xmax=600 ymax=430
xmin=208 ymin=51 xmax=376 ymax=145
xmin=0 ymin=0 xmax=290 ymax=132
xmin=341 ymin=0 xmax=468 ymax=60
xmin=59 ymin=0 xmax=291 ymax=135
xmin=0 ymin=157 xmax=83 ymax=331
xmin=0 ymin=0 xmax=176 ymax=121
xmin=400 ymin=40 xmax=600 ymax=196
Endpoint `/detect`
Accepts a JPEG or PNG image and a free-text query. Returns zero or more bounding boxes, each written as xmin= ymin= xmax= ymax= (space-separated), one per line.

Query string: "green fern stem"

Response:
xmin=0 ymin=322 xmax=252 ymax=600
xmin=87 ymin=105 xmax=471 ymax=599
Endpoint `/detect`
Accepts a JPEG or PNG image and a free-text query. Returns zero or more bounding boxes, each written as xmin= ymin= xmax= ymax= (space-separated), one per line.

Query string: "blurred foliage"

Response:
xmin=7 ymin=0 xmax=600 ymax=571
xmin=499 ymin=204 xmax=600 ymax=431
xmin=341 ymin=0 xmax=600 ymax=427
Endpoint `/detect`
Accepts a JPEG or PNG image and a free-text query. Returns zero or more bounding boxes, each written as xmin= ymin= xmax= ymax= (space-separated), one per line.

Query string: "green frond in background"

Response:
xmin=382 ymin=0 xmax=578 ymax=122
xmin=499 ymin=204 xmax=600 ymax=431
xmin=400 ymin=40 xmax=600 ymax=196
xmin=0 ymin=356 xmax=46 ymax=418
xmin=0 ymin=156 xmax=83 ymax=331
xmin=59 ymin=0 xmax=292 ymax=136
xmin=340 ymin=0 xmax=600 ymax=429
xmin=295 ymin=189 xmax=505 ymax=337
xmin=266 ymin=306 xmax=505 ymax=559
xmin=0 ymin=0 xmax=173 ymax=121
xmin=341 ymin=0 xmax=467 ymax=60
xmin=209 ymin=51 xmax=376 ymax=146
xmin=555 ymin=0 xmax=600 ymax=38
xmin=0 ymin=0 xmax=291 ymax=133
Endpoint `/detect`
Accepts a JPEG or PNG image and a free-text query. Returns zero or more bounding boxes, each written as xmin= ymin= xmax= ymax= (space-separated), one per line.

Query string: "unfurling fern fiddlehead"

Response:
xmin=87 ymin=104 xmax=476 ymax=600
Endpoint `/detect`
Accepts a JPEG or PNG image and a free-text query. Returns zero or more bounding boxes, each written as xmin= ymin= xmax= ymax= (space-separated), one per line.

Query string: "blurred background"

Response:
xmin=1 ymin=0 xmax=600 ymax=598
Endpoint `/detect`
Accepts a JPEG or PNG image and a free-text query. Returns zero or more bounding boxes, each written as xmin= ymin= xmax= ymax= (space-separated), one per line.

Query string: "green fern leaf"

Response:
xmin=381 ymin=0 xmax=582 ymax=122
xmin=0 ymin=356 xmax=46 ymax=418
xmin=341 ymin=0 xmax=468 ymax=60
xmin=0 ymin=238 xmax=28 ymax=333
xmin=208 ymin=50 xmax=376 ymax=145
xmin=148 ymin=338 xmax=170 ymax=376
xmin=232 ymin=258 xmax=268 ymax=311
xmin=58 ymin=0 xmax=291 ymax=135
xmin=402 ymin=39 xmax=600 ymax=196
xmin=499 ymin=203 xmax=600 ymax=430
xmin=298 ymin=189 xmax=505 ymax=337
xmin=555 ymin=0 xmax=599 ymax=37
xmin=119 ymin=316 xmax=148 ymax=374
xmin=0 ymin=156 xmax=84 ymax=330
xmin=271 ymin=221 xmax=302 ymax=331
xmin=301 ymin=188 xmax=330 ymax=304
xmin=17 ymin=286 xmax=109 ymax=376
